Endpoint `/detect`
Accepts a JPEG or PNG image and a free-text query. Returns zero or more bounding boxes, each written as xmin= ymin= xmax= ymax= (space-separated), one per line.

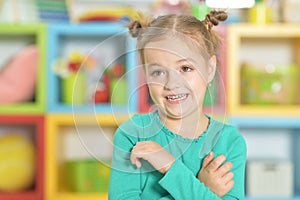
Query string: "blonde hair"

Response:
xmin=127 ymin=10 xmax=227 ymax=63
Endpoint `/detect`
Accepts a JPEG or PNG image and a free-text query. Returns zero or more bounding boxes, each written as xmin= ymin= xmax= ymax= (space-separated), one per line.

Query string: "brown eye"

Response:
xmin=180 ymin=65 xmax=193 ymax=72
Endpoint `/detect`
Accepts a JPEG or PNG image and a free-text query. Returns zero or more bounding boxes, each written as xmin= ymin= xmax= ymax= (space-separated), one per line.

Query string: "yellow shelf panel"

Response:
xmin=52 ymin=192 xmax=107 ymax=200
xmin=229 ymin=104 xmax=300 ymax=116
xmin=227 ymin=24 xmax=300 ymax=116
xmin=228 ymin=23 xmax=300 ymax=37
xmin=45 ymin=114 xmax=129 ymax=200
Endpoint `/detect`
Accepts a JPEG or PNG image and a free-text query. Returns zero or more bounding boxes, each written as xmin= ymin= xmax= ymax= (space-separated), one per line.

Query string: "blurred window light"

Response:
xmin=167 ymin=0 xmax=181 ymax=6
xmin=205 ymin=0 xmax=255 ymax=8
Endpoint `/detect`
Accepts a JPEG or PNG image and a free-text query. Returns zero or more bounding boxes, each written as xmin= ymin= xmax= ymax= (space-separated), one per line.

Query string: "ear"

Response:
xmin=207 ymin=55 xmax=217 ymax=84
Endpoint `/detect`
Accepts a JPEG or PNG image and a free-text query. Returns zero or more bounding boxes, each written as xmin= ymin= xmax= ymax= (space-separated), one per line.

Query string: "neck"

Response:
xmin=158 ymin=110 xmax=209 ymax=139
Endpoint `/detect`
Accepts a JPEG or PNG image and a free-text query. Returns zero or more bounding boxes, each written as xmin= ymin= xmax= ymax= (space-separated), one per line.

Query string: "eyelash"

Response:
xmin=180 ymin=65 xmax=193 ymax=72
xmin=151 ymin=70 xmax=165 ymax=77
xmin=149 ymin=65 xmax=193 ymax=77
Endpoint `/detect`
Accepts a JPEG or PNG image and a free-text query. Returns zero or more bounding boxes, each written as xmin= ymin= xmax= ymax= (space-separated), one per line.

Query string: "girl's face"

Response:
xmin=143 ymin=37 xmax=216 ymax=119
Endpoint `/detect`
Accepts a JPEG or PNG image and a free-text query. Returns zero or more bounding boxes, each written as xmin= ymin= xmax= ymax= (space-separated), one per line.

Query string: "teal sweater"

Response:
xmin=109 ymin=110 xmax=246 ymax=200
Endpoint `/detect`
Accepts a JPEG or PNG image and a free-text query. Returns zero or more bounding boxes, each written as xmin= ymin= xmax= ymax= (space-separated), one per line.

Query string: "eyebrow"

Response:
xmin=147 ymin=63 xmax=163 ymax=68
xmin=176 ymin=58 xmax=197 ymax=64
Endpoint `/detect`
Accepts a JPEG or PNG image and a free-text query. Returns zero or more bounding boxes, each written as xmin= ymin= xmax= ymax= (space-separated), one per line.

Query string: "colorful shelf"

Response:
xmin=47 ymin=22 xmax=138 ymax=113
xmin=0 ymin=115 xmax=44 ymax=200
xmin=0 ymin=24 xmax=47 ymax=114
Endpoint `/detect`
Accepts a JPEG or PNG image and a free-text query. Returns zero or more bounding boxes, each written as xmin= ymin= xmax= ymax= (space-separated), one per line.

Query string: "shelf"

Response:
xmin=227 ymin=24 xmax=300 ymax=116
xmin=45 ymin=114 xmax=128 ymax=200
xmin=229 ymin=117 xmax=300 ymax=199
xmin=246 ymin=197 xmax=300 ymax=200
xmin=229 ymin=116 xmax=300 ymax=128
xmin=0 ymin=24 xmax=47 ymax=114
xmin=0 ymin=115 xmax=44 ymax=200
xmin=47 ymin=22 xmax=138 ymax=113
xmin=46 ymin=192 xmax=107 ymax=200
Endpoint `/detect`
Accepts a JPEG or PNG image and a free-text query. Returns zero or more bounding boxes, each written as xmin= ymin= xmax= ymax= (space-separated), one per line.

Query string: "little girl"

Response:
xmin=109 ymin=10 xmax=246 ymax=199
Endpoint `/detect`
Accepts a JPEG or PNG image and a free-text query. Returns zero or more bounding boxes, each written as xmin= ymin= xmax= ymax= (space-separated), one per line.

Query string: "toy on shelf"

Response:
xmin=65 ymin=159 xmax=110 ymax=193
xmin=73 ymin=7 xmax=138 ymax=22
xmin=0 ymin=45 xmax=38 ymax=104
xmin=241 ymin=63 xmax=299 ymax=105
xmin=36 ymin=0 xmax=70 ymax=22
xmin=103 ymin=62 xmax=127 ymax=105
xmin=191 ymin=0 xmax=210 ymax=20
xmin=0 ymin=133 xmax=35 ymax=192
xmin=53 ymin=51 xmax=96 ymax=105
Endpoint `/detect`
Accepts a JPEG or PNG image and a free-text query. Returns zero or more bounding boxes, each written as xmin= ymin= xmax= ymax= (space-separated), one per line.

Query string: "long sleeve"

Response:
xmin=108 ymin=127 xmax=141 ymax=199
xmin=109 ymin=113 xmax=247 ymax=200
xmin=109 ymin=128 xmax=176 ymax=200
xmin=159 ymin=159 xmax=221 ymax=199
xmin=159 ymin=133 xmax=247 ymax=200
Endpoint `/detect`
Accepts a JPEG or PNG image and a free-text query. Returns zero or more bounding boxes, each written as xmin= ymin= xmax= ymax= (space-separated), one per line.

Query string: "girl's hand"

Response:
xmin=130 ymin=141 xmax=176 ymax=174
xmin=198 ymin=152 xmax=234 ymax=197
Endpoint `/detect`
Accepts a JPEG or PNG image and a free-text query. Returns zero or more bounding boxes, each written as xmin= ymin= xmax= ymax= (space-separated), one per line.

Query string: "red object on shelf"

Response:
xmin=94 ymin=82 xmax=109 ymax=103
xmin=79 ymin=16 xmax=120 ymax=22
xmin=68 ymin=61 xmax=81 ymax=72
xmin=111 ymin=63 xmax=125 ymax=78
xmin=0 ymin=116 xmax=44 ymax=200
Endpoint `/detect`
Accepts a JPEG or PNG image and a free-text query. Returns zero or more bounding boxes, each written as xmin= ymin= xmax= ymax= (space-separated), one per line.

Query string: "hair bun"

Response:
xmin=204 ymin=10 xmax=228 ymax=30
xmin=128 ymin=20 xmax=142 ymax=38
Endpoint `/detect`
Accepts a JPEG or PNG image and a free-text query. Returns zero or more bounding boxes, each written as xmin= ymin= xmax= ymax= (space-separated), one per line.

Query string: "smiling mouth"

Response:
xmin=165 ymin=94 xmax=188 ymax=102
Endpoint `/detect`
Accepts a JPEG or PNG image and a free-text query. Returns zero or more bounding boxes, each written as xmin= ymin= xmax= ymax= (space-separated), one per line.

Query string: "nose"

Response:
xmin=164 ymin=70 xmax=182 ymax=90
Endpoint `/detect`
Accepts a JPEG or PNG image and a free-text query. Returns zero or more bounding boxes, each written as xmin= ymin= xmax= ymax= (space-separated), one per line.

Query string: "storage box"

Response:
xmin=241 ymin=64 xmax=299 ymax=104
xmin=65 ymin=159 xmax=111 ymax=193
xmin=246 ymin=160 xmax=294 ymax=197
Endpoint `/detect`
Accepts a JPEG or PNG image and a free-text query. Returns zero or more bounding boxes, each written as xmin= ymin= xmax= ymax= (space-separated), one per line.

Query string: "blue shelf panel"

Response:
xmin=47 ymin=22 xmax=138 ymax=113
xmin=47 ymin=103 xmax=133 ymax=113
xmin=229 ymin=117 xmax=300 ymax=128
xmin=246 ymin=197 xmax=300 ymax=200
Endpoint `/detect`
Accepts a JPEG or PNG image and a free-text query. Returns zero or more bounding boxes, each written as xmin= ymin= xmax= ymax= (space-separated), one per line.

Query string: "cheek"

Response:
xmin=148 ymin=83 xmax=163 ymax=99
xmin=183 ymin=73 xmax=207 ymax=89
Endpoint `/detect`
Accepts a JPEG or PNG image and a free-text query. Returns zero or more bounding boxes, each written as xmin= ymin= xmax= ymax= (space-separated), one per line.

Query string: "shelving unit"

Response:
xmin=246 ymin=197 xmax=300 ymax=200
xmin=47 ymin=22 xmax=138 ymax=113
xmin=0 ymin=20 xmax=299 ymax=200
xmin=230 ymin=116 xmax=300 ymax=199
xmin=227 ymin=24 xmax=300 ymax=116
xmin=45 ymin=114 xmax=128 ymax=200
xmin=0 ymin=116 xmax=44 ymax=200
xmin=0 ymin=24 xmax=47 ymax=114
xmin=227 ymin=23 xmax=300 ymax=199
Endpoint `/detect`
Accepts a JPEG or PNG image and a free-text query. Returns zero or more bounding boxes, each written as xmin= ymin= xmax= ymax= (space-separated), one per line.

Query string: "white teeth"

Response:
xmin=166 ymin=94 xmax=187 ymax=101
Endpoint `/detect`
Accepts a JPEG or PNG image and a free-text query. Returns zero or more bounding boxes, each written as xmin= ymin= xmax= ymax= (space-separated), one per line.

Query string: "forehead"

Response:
xmin=143 ymin=36 xmax=208 ymax=63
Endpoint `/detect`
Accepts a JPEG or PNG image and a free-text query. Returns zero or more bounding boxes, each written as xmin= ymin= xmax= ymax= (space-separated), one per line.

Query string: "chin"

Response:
xmin=161 ymin=106 xmax=200 ymax=120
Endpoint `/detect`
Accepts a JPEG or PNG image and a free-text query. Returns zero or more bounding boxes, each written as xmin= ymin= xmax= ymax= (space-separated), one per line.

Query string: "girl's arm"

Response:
xmin=159 ymin=136 xmax=247 ymax=200
xmin=108 ymin=128 xmax=141 ymax=199
xmin=108 ymin=128 xmax=176 ymax=200
xmin=109 ymin=125 xmax=246 ymax=199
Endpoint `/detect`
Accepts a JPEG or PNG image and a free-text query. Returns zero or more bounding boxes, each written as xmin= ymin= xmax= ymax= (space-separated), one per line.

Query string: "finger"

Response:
xmin=135 ymin=158 xmax=142 ymax=168
xmin=130 ymin=147 xmax=144 ymax=168
xmin=226 ymin=180 xmax=234 ymax=190
xmin=130 ymin=148 xmax=138 ymax=165
xmin=216 ymin=161 xmax=233 ymax=176
xmin=206 ymin=154 xmax=226 ymax=172
xmin=222 ymin=171 xmax=234 ymax=183
xmin=130 ymin=145 xmax=142 ymax=165
xmin=202 ymin=151 xmax=214 ymax=168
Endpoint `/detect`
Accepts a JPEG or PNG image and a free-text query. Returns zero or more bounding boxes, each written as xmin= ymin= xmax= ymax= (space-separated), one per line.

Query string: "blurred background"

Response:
xmin=0 ymin=0 xmax=299 ymax=200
